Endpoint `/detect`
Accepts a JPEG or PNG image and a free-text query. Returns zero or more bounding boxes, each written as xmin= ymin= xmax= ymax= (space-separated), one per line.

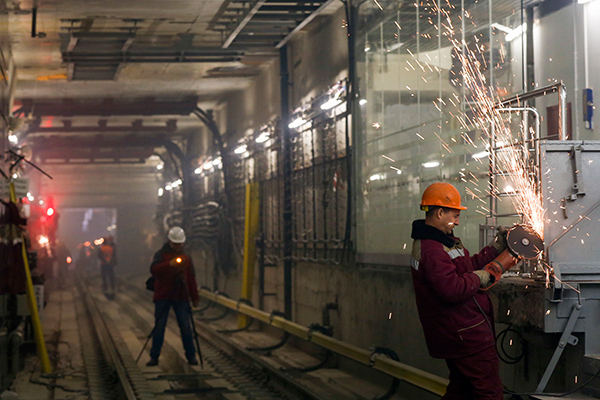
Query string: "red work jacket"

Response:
xmin=410 ymin=219 xmax=498 ymax=359
xmin=150 ymin=242 xmax=200 ymax=303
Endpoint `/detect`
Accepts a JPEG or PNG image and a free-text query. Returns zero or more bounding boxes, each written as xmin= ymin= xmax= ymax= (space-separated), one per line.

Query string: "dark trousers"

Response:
xmin=443 ymin=345 xmax=504 ymax=400
xmin=100 ymin=265 xmax=115 ymax=292
xmin=149 ymin=300 xmax=196 ymax=361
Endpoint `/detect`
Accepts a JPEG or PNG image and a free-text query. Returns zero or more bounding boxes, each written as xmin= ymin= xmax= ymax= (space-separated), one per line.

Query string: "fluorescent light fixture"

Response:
xmin=203 ymin=162 xmax=213 ymax=170
xmin=288 ymin=117 xmax=307 ymax=129
xmin=171 ymin=179 xmax=182 ymax=187
xmin=387 ymin=42 xmax=404 ymax=52
xmin=369 ymin=174 xmax=385 ymax=181
xmin=8 ymin=134 xmax=18 ymax=144
xmin=321 ymin=97 xmax=343 ymax=110
xmin=491 ymin=23 xmax=513 ymax=34
xmin=158 ymin=188 xmax=164 ymax=196
xmin=212 ymin=157 xmax=222 ymax=166
xmin=506 ymin=23 xmax=526 ymax=41
xmin=359 ymin=99 xmax=368 ymax=105
xmin=472 ymin=151 xmax=490 ymax=159
xmin=422 ymin=161 xmax=440 ymax=168
xmin=234 ymin=144 xmax=247 ymax=154
xmin=165 ymin=184 xmax=173 ymax=191
xmin=194 ymin=167 xmax=202 ymax=174
xmin=255 ymin=133 xmax=270 ymax=143
xmin=156 ymin=164 xmax=164 ymax=170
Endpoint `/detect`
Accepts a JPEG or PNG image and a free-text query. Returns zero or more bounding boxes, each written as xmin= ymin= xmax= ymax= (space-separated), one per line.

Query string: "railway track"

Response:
xmin=74 ymin=276 xmax=330 ymax=400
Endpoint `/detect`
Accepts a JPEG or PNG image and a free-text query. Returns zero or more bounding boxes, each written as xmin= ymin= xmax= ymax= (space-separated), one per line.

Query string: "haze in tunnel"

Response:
xmin=57 ymin=207 xmax=117 ymax=257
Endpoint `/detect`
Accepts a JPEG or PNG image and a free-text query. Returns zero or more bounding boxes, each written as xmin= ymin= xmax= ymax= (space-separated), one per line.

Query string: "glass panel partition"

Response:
xmin=356 ymin=0 xmax=526 ymax=260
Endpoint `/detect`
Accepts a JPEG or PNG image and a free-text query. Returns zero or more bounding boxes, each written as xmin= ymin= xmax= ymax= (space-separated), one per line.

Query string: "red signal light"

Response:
xmin=47 ymin=208 xmax=54 ymax=216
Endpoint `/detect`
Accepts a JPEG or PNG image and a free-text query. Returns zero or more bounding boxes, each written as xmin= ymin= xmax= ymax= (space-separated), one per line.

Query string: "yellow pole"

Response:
xmin=9 ymin=181 xmax=52 ymax=373
xmin=239 ymin=182 xmax=260 ymax=327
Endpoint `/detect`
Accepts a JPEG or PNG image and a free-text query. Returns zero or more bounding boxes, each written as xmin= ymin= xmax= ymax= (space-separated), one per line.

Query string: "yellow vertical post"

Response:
xmin=239 ymin=182 xmax=260 ymax=328
xmin=9 ymin=181 xmax=52 ymax=373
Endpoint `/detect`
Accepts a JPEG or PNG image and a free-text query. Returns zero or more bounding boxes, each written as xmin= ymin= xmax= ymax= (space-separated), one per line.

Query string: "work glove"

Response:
xmin=473 ymin=270 xmax=491 ymax=288
xmin=491 ymin=226 xmax=509 ymax=253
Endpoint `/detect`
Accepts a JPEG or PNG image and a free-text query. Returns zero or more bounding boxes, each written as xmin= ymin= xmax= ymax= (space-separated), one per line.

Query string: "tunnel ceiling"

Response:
xmin=5 ymin=0 xmax=342 ymax=200
xmin=10 ymin=0 xmax=341 ymax=106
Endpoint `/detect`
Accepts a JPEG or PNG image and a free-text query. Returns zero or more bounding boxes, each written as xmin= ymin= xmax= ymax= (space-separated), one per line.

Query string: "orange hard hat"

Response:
xmin=420 ymin=182 xmax=467 ymax=211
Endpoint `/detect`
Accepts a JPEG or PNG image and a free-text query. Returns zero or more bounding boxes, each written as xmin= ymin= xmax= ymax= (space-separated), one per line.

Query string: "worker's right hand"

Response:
xmin=169 ymin=256 xmax=187 ymax=267
xmin=473 ymin=270 xmax=491 ymax=288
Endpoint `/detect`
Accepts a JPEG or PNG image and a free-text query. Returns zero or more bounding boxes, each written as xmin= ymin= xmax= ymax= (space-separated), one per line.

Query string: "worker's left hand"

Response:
xmin=473 ymin=270 xmax=491 ymax=288
xmin=491 ymin=226 xmax=509 ymax=253
xmin=192 ymin=299 xmax=199 ymax=308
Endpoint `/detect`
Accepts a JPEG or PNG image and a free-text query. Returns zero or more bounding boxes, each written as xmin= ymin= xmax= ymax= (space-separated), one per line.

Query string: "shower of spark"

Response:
xmin=439 ymin=8 xmax=545 ymax=237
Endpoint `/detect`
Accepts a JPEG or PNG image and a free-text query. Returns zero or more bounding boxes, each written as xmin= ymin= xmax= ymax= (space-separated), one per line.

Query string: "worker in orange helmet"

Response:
xmin=410 ymin=182 xmax=508 ymax=399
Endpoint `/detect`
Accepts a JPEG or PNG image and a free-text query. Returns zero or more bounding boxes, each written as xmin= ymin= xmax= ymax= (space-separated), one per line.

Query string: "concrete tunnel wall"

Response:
xmin=187 ymin=0 xmax=600 ymax=395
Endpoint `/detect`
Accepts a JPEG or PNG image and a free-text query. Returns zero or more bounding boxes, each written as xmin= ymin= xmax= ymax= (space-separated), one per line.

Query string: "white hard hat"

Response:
xmin=168 ymin=226 xmax=186 ymax=243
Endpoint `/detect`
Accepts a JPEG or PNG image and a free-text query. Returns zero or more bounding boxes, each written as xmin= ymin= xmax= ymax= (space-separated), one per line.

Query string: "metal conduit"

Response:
xmin=198 ymin=289 xmax=449 ymax=396
xmin=9 ymin=319 xmax=26 ymax=375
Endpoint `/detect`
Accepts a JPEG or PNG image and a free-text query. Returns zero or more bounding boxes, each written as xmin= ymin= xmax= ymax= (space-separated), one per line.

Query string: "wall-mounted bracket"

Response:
xmin=536 ymin=302 xmax=582 ymax=393
xmin=562 ymin=145 xmax=586 ymax=218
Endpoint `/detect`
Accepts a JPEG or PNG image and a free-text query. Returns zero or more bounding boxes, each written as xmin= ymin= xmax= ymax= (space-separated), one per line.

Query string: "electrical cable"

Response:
xmin=29 ymin=368 xmax=89 ymax=394
xmin=496 ymin=324 xmax=526 ymax=364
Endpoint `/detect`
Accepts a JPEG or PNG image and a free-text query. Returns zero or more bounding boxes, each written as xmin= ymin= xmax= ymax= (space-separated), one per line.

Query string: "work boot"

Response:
xmin=146 ymin=358 xmax=159 ymax=366
xmin=188 ymin=357 xmax=198 ymax=366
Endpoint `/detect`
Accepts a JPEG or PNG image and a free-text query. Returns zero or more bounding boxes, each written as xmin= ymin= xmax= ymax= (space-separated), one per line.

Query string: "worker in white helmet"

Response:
xmin=146 ymin=226 xmax=200 ymax=366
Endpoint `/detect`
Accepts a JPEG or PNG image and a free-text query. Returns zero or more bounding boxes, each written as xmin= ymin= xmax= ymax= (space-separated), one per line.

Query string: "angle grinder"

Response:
xmin=482 ymin=224 xmax=544 ymax=290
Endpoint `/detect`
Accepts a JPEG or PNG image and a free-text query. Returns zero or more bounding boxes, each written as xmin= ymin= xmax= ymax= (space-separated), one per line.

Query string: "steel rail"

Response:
xmin=77 ymin=278 xmax=156 ymax=400
xmin=199 ymin=288 xmax=449 ymax=396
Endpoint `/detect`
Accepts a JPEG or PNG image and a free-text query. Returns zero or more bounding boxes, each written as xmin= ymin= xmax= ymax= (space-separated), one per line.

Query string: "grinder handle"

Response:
xmin=481 ymin=249 xmax=518 ymax=291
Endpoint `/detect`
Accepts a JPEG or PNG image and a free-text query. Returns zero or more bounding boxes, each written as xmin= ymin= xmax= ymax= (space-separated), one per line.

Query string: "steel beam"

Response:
xmin=29 ymin=122 xmax=177 ymax=134
xmin=276 ymin=0 xmax=337 ymax=48
xmin=259 ymin=5 xmax=320 ymax=11
xmin=63 ymin=56 xmax=243 ymax=64
xmin=19 ymin=98 xmax=198 ymax=117
xmin=222 ymin=0 xmax=268 ymax=48
xmin=280 ymin=45 xmax=293 ymax=320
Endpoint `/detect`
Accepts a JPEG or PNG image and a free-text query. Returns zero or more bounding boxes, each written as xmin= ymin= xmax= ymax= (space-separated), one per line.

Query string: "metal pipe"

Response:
xmin=495 ymin=82 xmax=565 ymax=108
xmin=9 ymin=319 xmax=27 ymax=375
xmin=279 ymin=45 xmax=293 ymax=320
xmin=496 ymin=82 xmax=568 ymax=140
xmin=0 ymin=327 xmax=9 ymax=386
xmin=558 ymin=82 xmax=567 ymax=140
xmin=198 ymin=289 xmax=449 ymax=396
xmin=31 ymin=7 xmax=37 ymax=38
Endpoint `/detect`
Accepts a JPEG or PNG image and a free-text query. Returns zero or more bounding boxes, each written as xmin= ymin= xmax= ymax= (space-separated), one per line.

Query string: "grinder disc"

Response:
xmin=506 ymin=225 xmax=544 ymax=259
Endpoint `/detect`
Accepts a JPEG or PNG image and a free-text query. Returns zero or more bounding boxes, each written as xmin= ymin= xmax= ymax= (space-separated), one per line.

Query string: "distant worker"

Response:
xmin=99 ymin=235 xmax=117 ymax=298
xmin=54 ymin=239 xmax=72 ymax=290
xmin=146 ymin=226 xmax=199 ymax=366
xmin=410 ymin=182 xmax=508 ymax=399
